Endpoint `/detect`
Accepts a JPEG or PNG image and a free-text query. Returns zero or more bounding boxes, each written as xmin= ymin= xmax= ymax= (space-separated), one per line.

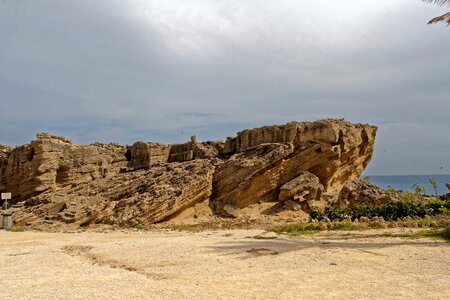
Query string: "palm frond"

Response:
xmin=428 ymin=12 xmax=450 ymax=24
xmin=423 ymin=0 xmax=450 ymax=6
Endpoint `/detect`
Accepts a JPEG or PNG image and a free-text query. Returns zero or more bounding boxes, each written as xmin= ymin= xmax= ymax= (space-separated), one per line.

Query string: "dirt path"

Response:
xmin=0 ymin=229 xmax=449 ymax=299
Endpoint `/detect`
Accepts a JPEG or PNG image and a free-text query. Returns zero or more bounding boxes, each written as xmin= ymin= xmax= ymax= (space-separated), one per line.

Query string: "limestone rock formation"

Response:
xmin=127 ymin=141 xmax=170 ymax=169
xmin=278 ymin=171 xmax=324 ymax=202
xmin=0 ymin=144 xmax=13 ymax=195
xmin=212 ymin=119 xmax=376 ymax=212
xmin=100 ymin=160 xmax=214 ymax=226
xmin=338 ymin=179 xmax=391 ymax=207
xmin=0 ymin=119 xmax=378 ymax=228
xmin=212 ymin=143 xmax=295 ymax=209
xmin=13 ymin=160 xmax=214 ymax=227
xmin=169 ymin=136 xmax=224 ymax=163
xmin=283 ymin=199 xmax=303 ymax=211
xmin=0 ymin=133 xmax=127 ymax=201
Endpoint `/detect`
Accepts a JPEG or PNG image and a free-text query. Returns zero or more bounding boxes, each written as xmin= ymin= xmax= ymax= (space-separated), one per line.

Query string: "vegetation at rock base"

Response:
xmin=273 ymin=222 xmax=322 ymax=235
xmin=313 ymin=193 xmax=450 ymax=222
xmin=273 ymin=220 xmax=357 ymax=236
xmin=415 ymin=229 xmax=450 ymax=241
xmin=275 ymin=192 xmax=450 ymax=236
xmin=6 ymin=226 xmax=26 ymax=232
xmin=411 ymin=183 xmax=425 ymax=198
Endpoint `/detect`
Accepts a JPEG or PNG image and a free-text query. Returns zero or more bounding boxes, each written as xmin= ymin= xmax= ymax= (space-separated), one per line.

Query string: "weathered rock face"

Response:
xmin=128 ymin=141 xmax=170 ymax=169
xmin=100 ymin=160 xmax=214 ymax=226
xmin=212 ymin=119 xmax=376 ymax=210
xmin=13 ymin=160 xmax=214 ymax=228
xmin=0 ymin=144 xmax=13 ymax=195
xmin=212 ymin=143 xmax=295 ymax=209
xmin=0 ymin=118 xmax=378 ymax=228
xmin=169 ymin=136 xmax=224 ymax=163
xmin=338 ymin=179 xmax=390 ymax=207
xmin=278 ymin=171 xmax=324 ymax=202
xmin=0 ymin=133 xmax=127 ymax=201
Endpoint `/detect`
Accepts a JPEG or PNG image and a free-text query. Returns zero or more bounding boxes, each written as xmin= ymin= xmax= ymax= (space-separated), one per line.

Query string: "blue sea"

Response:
xmin=368 ymin=174 xmax=450 ymax=196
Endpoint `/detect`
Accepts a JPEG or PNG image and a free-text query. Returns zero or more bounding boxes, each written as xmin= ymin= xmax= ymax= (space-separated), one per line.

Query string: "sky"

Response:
xmin=0 ymin=0 xmax=449 ymax=175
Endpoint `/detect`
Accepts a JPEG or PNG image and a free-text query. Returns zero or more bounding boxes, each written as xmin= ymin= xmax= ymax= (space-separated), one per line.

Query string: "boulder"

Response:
xmin=217 ymin=204 xmax=241 ymax=218
xmin=446 ymin=183 xmax=450 ymax=191
xmin=283 ymin=199 xmax=302 ymax=211
xmin=278 ymin=171 xmax=324 ymax=202
xmin=338 ymin=179 xmax=390 ymax=207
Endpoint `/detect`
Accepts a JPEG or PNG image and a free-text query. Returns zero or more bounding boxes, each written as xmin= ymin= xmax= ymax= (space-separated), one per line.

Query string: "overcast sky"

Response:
xmin=0 ymin=0 xmax=449 ymax=175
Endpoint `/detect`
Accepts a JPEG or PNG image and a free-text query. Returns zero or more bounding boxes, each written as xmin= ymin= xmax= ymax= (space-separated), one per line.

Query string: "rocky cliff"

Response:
xmin=212 ymin=119 xmax=376 ymax=211
xmin=0 ymin=119 xmax=378 ymax=229
xmin=0 ymin=133 xmax=127 ymax=201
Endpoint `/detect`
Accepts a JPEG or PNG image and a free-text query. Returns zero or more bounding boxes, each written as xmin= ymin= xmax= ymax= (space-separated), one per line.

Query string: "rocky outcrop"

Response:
xmin=169 ymin=136 xmax=224 ymax=163
xmin=100 ymin=160 xmax=214 ymax=226
xmin=0 ymin=144 xmax=13 ymax=195
xmin=338 ymin=179 xmax=391 ymax=207
xmin=13 ymin=160 xmax=214 ymax=227
xmin=0 ymin=133 xmax=127 ymax=201
xmin=212 ymin=143 xmax=295 ymax=209
xmin=212 ymin=119 xmax=376 ymax=211
xmin=127 ymin=141 xmax=170 ymax=169
xmin=0 ymin=119 xmax=378 ymax=228
xmin=127 ymin=137 xmax=223 ymax=168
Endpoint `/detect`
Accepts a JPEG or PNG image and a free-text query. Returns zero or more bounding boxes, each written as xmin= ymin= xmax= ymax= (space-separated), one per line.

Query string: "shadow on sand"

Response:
xmin=206 ymin=233 xmax=449 ymax=258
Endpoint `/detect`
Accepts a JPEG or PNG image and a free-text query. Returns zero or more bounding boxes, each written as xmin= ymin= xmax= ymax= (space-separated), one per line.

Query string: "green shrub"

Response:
xmin=425 ymin=198 xmax=449 ymax=215
xmin=348 ymin=203 xmax=380 ymax=219
xmin=309 ymin=206 xmax=324 ymax=220
xmin=274 ymin=223 xmax=321 ymax=235
xmin=134 ymin=224 xmax=147 ymax=230
xmin=7 ymin=226 xmax=26 ymax=232
xmin=329 ymin=220 xmax=356 ymax=230
xmin=429 ymin=178 xmax=438 ymax=196
xmin=385 ymin=186 xmax=397 ymax=196
xmin=440 ymin=193 xmax=450 ymax=201
xmin=416 ymin=229 xmax=450 ymax=241
xmin=402 ymin=192 xmax=419 ymax=202
xmin=324 ymin=206 xmax=346 ymax=220
xmin=379 ymin=200 xmax=426 ymax=220
xmin=411 ymin=184 xmax=425 ymax=196
xmin=316 ymin=198 xmax=448 ymax=222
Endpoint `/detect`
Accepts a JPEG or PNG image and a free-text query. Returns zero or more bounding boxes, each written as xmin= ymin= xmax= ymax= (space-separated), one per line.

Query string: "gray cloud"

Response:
xmin=0 ymin=0 xmax=449 ymax=175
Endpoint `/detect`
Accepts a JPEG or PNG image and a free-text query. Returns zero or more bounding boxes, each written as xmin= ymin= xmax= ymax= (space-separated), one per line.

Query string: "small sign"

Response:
xmin=1 ymin=193 xmax=11 ymax=200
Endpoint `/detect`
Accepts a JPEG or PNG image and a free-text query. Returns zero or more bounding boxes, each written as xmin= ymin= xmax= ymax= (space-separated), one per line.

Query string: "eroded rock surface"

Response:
xmin=0 ymin=133 xmax=127 ymax=201
xmin=0 ymin=119 xmax=378 ymax=228
xmin=278 ymin=171 xmax=324 ymax=202
xmin=128 ymin=141 xmax=170 ymax=169
xmin=13 ymin=160 xmax=214 ymax=228
xmin=212 ymin=119 xmax=376 ymax=212
xmin=338 ymin=179 xmax=391 ymax=207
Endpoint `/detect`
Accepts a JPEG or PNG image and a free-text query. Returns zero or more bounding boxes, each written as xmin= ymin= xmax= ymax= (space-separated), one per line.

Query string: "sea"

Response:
xmin=368 ymin=174 xmax=450 ymax=196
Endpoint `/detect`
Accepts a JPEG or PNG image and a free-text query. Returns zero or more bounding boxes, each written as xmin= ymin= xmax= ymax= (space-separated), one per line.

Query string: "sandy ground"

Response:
xmin=0 ymin=229 xmax=449 ymax=300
